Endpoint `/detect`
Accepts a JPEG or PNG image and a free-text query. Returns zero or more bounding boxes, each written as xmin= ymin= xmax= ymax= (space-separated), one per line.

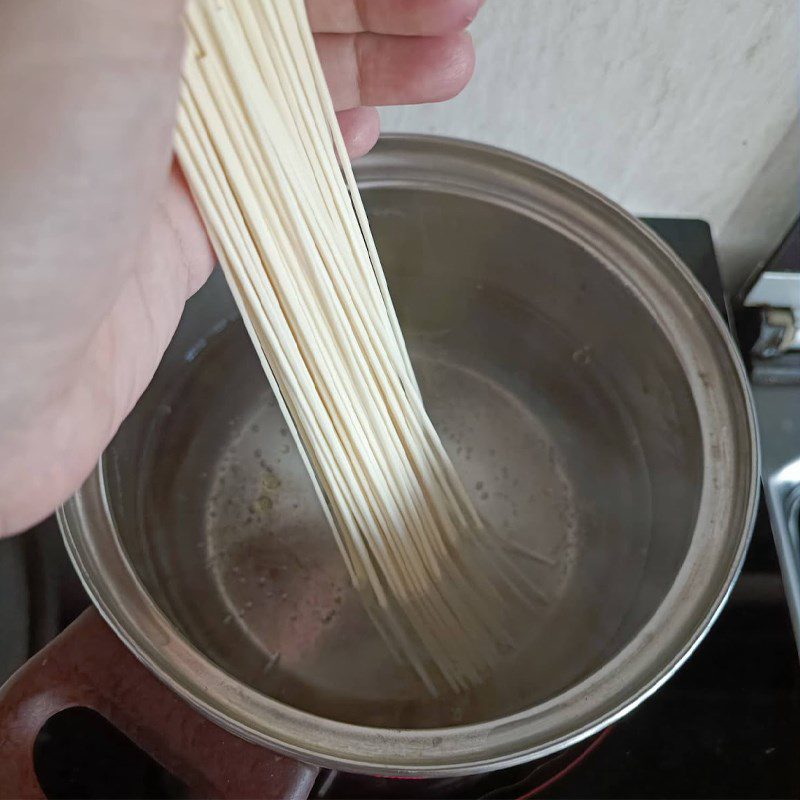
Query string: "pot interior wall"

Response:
xmin=103 ymin=187 xmax=702 ymax=728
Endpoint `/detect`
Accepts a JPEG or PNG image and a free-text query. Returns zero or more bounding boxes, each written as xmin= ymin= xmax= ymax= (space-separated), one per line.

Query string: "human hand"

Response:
xmin=0 ymin=0 xmax=480 ymax=535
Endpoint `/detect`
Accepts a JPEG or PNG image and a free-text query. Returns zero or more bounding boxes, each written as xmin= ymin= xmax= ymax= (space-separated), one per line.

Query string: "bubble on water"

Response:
xmin=262 ymin=472 xmax=280 ymax=490
xmin=571 ymin=346 xmax=593 ymax=366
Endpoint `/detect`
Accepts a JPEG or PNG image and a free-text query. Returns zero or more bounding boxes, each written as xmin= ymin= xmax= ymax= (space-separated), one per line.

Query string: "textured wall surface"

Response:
xmin=380 ymin=0 xmax=800 ymax=291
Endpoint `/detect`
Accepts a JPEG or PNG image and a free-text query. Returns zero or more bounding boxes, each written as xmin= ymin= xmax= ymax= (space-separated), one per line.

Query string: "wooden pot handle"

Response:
xmin=0 ymin=607 xmax=318 ymax=799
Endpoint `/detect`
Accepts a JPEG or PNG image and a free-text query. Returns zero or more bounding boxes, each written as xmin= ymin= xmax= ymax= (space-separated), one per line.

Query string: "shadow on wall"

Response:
xmin=717 ymin=114 xmax=800 ymax=297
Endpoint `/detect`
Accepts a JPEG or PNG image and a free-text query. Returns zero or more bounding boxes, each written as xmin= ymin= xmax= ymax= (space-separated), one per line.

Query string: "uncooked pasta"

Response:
xmin=175 ymin=0 xmax=539 ymax=693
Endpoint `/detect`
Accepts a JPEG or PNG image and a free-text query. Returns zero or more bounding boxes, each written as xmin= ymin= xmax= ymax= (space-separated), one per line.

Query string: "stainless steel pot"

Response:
xmin=55 ymin=136 xmax=757 ymax=776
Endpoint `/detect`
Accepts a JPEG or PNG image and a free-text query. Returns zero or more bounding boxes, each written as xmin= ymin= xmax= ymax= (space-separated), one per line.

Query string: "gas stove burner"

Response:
xmin=312 ymin=729 xmax=612 ymax=799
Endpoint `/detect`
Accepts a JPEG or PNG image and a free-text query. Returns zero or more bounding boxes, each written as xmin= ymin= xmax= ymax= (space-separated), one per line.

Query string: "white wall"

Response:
xmin=380 ymin=0 xmax=800 ymax=293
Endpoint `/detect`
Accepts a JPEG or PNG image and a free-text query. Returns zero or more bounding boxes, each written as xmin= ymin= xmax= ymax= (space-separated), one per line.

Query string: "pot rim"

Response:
xmin=59 ymin=134 xmax=759 ymax=776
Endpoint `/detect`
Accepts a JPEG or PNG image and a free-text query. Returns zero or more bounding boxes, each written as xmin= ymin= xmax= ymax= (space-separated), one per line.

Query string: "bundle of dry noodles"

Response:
xmin=175 ymin=0 xmax=540 ymax=694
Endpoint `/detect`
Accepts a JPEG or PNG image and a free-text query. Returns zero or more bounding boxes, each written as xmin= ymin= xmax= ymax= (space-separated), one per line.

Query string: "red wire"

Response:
xmin=516 ymin=725 xmax=614 ymax=799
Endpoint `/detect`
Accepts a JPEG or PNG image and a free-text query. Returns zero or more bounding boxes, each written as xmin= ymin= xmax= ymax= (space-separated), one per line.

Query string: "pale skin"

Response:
xmin=0 ymin=0 xmax=482 ymax=537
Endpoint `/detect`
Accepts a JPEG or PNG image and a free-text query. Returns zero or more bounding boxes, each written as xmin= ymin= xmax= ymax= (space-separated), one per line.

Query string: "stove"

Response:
xmin=3 ymin=219 xmax=799 ymax=799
